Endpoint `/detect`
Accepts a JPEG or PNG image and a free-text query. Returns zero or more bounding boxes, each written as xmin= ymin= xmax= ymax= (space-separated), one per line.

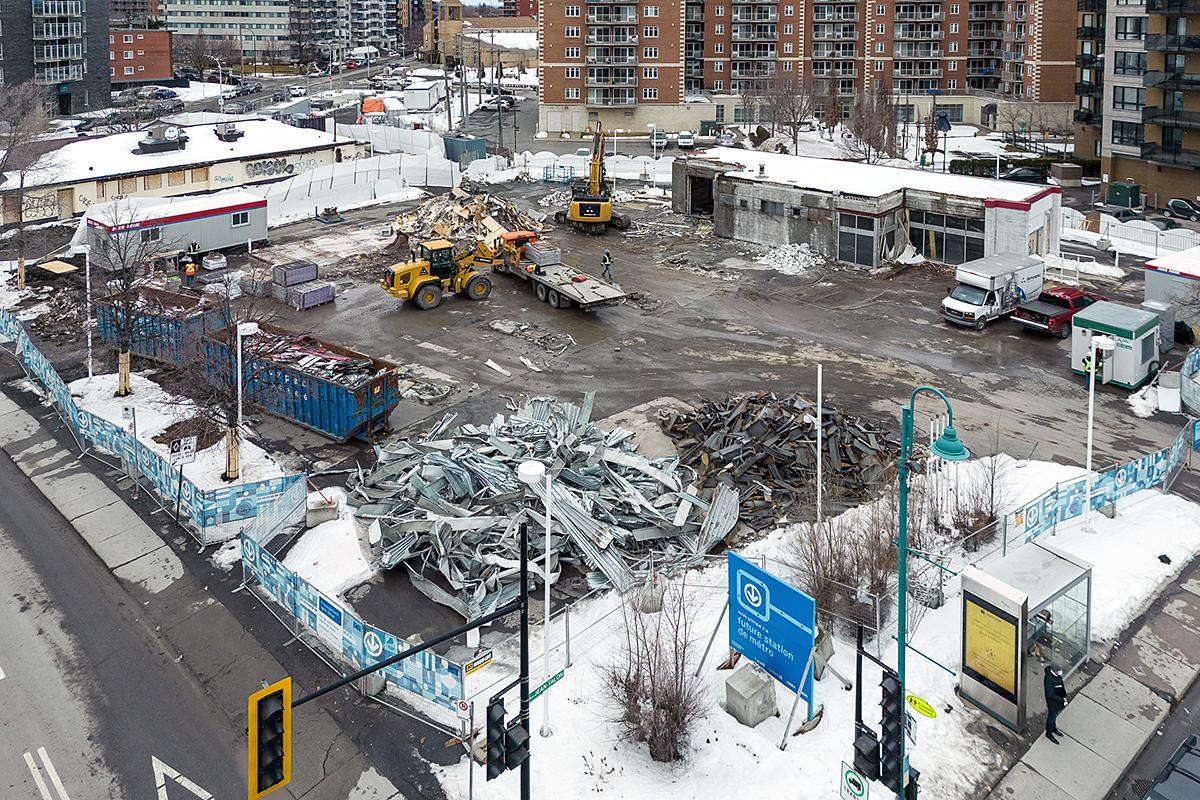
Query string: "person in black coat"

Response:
xmin=1044 ymin=663 xmax=1067 ymax=743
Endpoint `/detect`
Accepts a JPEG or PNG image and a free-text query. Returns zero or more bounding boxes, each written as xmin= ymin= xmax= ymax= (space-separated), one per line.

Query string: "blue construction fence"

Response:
xmin=0 ymin=309 xmax=305 ymax=545
xmin=1007 ymin=420 xmax=1193 ymax=542
xmin=240 ymin=531 xmax=466 ymax=715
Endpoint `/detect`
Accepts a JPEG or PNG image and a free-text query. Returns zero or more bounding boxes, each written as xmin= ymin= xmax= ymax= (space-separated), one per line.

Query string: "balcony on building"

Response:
xmin=812 ymin=44 xmax=858 ymax=58
xmin=1145 ymin=34 xmax=1200 ymax=53
xmin=1145 ymin=0 xmax=1200 ymax=12
xmin=895 ymin=9 xmax=945 ymax=21
xmin=812 ymin=8 xmax=857 ymax=21
xmin=32 ymin=0 xmax=83 ymax=16
xmin=586 ymin=47 xmax=637 ymax=64
xmin=811 ymin=63 xmax=858 ymax=77
xmin=895 ymin=25 xmax=944 ymax=40
xmin=587 ymin=89 xmax=636 ymax=106
xmin=732 ymin=23 xmax=777 ymax=40
xmin=1142 ymin=107 xmax=1200 ymax=129
xmin=586 ymin=67 xmax=636 ymax=86
xmin=731 ymin=63 xmax=777 ymax=78
xmin=1076 ymin=0 xmax=1104 ymax=9
xmin=968 ymin=4 xmax=1005 ymax=20
xmin=685 ymin=43 xmax=704 ymax=58
xmin=731 ymin=45 xmax=778 ymax=59
xmin=894 ymin=63 xmax=942 ymax=77
xmin=733 ymin=7 xmax=777 ymax=21
xmin=686 ymin=22 xmax=704 ymax=38
xmin=585 ymin=29 xmax=637 ymax=45
xmin=1077 ymin=26 xmax=1103 ymax=39
xmin=813 ymin=25 xmax=858 ymax=40
xmin=34 ymin=64 xmax=83 ymax=84
xmin=685 ymin=6 xmax=703 ymax=21
xmin=33 ymin=43 xmax=83 ymax=62
xmin=684 ymin=61 xmax=703 ymax=77
xmin=1076 ymin=53 xmax=1100 ymax=68
xmin=1074 ymin=108 xmax=1102 ymax=124
xmin=966 ymin=63 xmax=996 ymax=76
xmin=1142 ymin=142 xmax=1200 ymax=168
xmin=32 ymin=21 xmax=81 ymax=39
xmin=894 ymin=43 xmax=942 ymax=58
xmin=969 ymin=24 xmax=1004 ymax=38
xmin=969 ymin=44 xmax=1000 ymax=57
xmin=1144 ymin=71 xmax=1200 ymax=90
xmin=1075 ymin=80 xmax=1104 ymax=97
xmin=588 ymin=9 xmax=638 ymax=23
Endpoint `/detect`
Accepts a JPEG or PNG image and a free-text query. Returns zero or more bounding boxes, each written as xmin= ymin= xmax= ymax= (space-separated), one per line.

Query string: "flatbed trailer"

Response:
xmin=490 ymin=257 xmax=626 ymax=311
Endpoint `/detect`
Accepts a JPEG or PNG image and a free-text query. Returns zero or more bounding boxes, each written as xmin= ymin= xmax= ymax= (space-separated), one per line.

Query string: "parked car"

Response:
xmin=573 ymin=146 xmax=591 ymax=157
xmin=271 ymin=90 xmax=288 ymax=102
xmin=1147 ymin=216 xmax=1182 ymax=231
xmin=343 ymin=60 xmax=360 ymax=70
xmin=677 ymin=130 xmax=696 ymax=149
xmin=310 ymin=97 xmax=334 ymax=110
xmin=1013 ymin=287 xmax=1108 ymax=339
xmin=222 ymin=102 xmax=247 ymax=115
xmin=1000 ymin=166 xmax=1048 ymax=184
xmin=652 ymin=129 xmax=669 ymax=149
xmin=1124 ymin=735 xmax=1200 ymax=800
xmin=136 ymin=86 xmax=162 ymax=100
xmin=151 ymin=88 xmax=178 ymax=100
xmin=482 ymin=96 xmax=514 ymax=111
xmin=715 ymin=130 xmax=736 ymax=146
xmin=288 ymin=85 xmax=308 ymax=98
xmin=1098 ymin=205 xmax=1146 ymax=222
xmin=174 ymin=67 xmax=201 ymax=81
xmin=1163 ymin=198 xmax=1200 ymax=221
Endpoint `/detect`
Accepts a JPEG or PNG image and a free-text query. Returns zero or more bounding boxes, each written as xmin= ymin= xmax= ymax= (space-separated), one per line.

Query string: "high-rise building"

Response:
xmin=1075 ymin=0 xmax=1199 ymax=204
xmin=109 ymin=0 xmax=161 ymax=27
xmin=539 ymin=0 xmax=1077 ymax=134
xmin=164 ymin=0 xmax=352 ymax=65
xmin=0 ymin=1 xmax=111 ymax=113
xmin=351 ymin=0 xmax=397 ymax=50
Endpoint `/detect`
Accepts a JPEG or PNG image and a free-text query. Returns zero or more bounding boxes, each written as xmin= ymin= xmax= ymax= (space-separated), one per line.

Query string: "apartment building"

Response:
xmin=164 ymin=0 xmax=296 ymax=62
xmin=0 ymin=1 xmax=111 ymax=114
xmin=109 ymin=0 xmax=160 ymax=26
xmin=351 ymin=0 xmax=397 ymax=50
xmin=109 ymin=27 xmax=171 ymax=85
xmin=1075 ymin=0 xmax=1199 ymax=205
xmin=539 ymin=0 xmax=1077 ymax=134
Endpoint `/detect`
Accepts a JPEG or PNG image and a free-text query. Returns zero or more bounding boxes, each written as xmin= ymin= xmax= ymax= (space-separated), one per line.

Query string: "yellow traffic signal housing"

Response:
xmin=248 ymin=677 xmax=292 ymax=799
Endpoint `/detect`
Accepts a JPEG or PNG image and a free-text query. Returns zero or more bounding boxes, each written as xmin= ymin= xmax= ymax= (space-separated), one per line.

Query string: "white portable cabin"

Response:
xmin=1143 ymin=245 xmax=1200 ymax=325
xmin=403 ymin=80 xmax=446 ymax=111
xmin=1070 ymin=301 xmax=1161 ymax=390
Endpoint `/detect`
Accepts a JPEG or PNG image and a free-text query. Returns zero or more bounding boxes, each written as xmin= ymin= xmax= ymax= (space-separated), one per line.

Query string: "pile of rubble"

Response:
xmin=347 ymin=394 xmax=739 ymax=619
xmin=660 ymin=392 xmax=897 ymax=528
xmin=391 ymin=187 xmax=545 ymax=244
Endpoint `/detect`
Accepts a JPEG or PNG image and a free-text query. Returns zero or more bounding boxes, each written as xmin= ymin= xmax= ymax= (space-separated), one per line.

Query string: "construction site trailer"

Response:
xmin=95 ymin=287 xmax=228 ymax=366
xmin=492 ymin=258 xmax=625 ymax=311
xmin=202 ymin=324 xmax=400 ymax=442
xmin=1070 ymin=301 xmax=1161 ymax=390
xmin=84 ymin=192 xmax=269 ymax=263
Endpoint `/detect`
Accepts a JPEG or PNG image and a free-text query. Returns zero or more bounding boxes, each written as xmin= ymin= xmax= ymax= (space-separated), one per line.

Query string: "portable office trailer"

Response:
xmin=1144 ymin=246 xmax=1200 ymax=326
xmin=85 ymin=192 xmax=268 ymax=266
xmin=95 ymin=287 xmax=228 ymax=365
xmin=1070 ymin=301 xmax=1161 ymax=390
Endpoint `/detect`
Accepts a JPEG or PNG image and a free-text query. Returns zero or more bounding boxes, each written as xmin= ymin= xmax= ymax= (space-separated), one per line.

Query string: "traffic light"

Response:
xmin=906 ymin=765 xmax=921 ymax=800
xmin=248 ymin=677 xmax=292 ymax=799
xmin=879 ymin=670 xmax=903 ymax=793
xmin=505 ymin=718 xmax=530 ymax=770
xmin=853 ymin=724 xmax=881 ymax=781
xmin=486 ymin=698 xmax=507 ymax=781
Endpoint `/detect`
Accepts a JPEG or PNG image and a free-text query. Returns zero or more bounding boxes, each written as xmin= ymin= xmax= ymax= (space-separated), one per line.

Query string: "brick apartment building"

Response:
xmin=109 ymin=27 xmax=172 ymax=86
xmin=1075 ymin=0 xmax=1200 ymax=207
xmin=538 ymin=0 xmax=1078 ymax=135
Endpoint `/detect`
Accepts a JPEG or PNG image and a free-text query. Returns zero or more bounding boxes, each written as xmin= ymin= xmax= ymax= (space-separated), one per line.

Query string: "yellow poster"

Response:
xmin=964 ymin=598 xmax=1017 ymax=696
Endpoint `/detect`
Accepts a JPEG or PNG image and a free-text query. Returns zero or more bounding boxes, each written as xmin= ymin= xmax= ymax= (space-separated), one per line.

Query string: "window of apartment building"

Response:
xmin=109 ymin=67 xmax=115 ymax=77
xmin=565 ymin=26 xmax=580 ymax=37
xmin=876 ymin=60 xmax=884 ymax=71
xmin=232 ymin=211 xmax=250 ymax=227
xmin=945 ymin=60 xmax=956 ymax=71
xmin=1115 ymin=17 xmax=1146 ymax=40
xmin=565 ymin=46 xmax=581 ymax=58
xmin=643 ymin=87 xmax=658 ymax=99
xmin=839 ymin=79 xmax=855 ymax=95
xmin=137 ymin=34 xmax=143 ymax=39
xmin=783 ymin=24 xmax=792 ymax=34
xmin=124 ymin=66 xmax=134 ymax=75
xmin=948 ymin=79 xmax=957 ymax=88
xmin=876 ymin=42 xmax=885 ymax=52
xmin=784 ymin=5 xmax=794 ymax=15
xmin=566 ymin=66 xmax=580 ymax=78
xmin=124 ymin=51 xmax=134 ymax=59
xmin=123 ymin=34 xmax=134 ymax=43
xmin=714 ymin=80 xmax=724 ymax=91
xmin=109 ymin=51 xmax=114 ymax=60
xmin=876 ymin=23 xmax=885 ymax=33
xmin=715 ymin=61 xmax=724 ymax=71
xmin=949 ymin=22 xmax=958 ymax=33
xmin=784 ymin=41 xmax=793 ymax=52
xmin=877 ymin=4 xmax=885 ymax=14
xmin=1111 ymin=121 xmax=1143 ymax=145
xmin=645 ymin=5 xmax=659 ymax=15
xmin=1113 ymin=51 xmax=1146 ymax=75
xmin=784 ymin=60 xmax=793 ymax=71
xmin=137 ymin=50 xmax=144 ymax=55
xmin=566 ymin=87 xmax=580 ymax=99
xmin=1112 ymin=85 xmax=1145 ymax=110
xmin=643 ymin=47 xmax=659 ymax=58
xmin=715 ymin=23 xmax=724 ymax=34
xmin=191 ymin=167 xmax=209 ymax=183
xmin=950 ymin=3 xmax=960 ymax=13
xmin=949 ymin=41 xmax=958 ymax=52
xmin=137 ymin=65 xmax=144 ymax=72
xmin=643 ymin=26 xmax=659 ymax=37
xmin=714 ymin=5 xmax=724 ymax=15
xmin=109 ymin=35 xmax=114 ymax=43
xmin=643 ymin=66 xmax=658 ymax=78
xmin=565 ymin=4 xmax=579 ymax=15
xmin=715 ymin=42 xmax=724 ymax=52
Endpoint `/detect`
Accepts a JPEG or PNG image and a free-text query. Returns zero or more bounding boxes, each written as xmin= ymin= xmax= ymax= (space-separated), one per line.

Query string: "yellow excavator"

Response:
xmin=555 ymin=121 xmax=631 ymax=234
xmin=380 ymin=239 xmax=494 ymax=310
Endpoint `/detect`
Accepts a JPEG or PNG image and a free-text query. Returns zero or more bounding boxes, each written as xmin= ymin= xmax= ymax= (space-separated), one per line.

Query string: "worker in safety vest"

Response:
xmin=601 ymin=249 xmax=614 ymax=280
xmin=183 ymin=260 xmax=197 ymax=287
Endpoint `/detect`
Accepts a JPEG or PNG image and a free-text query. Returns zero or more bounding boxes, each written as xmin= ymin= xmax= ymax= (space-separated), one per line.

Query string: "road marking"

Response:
xmin=23 ymin=749 xmax=71 ymax=800
xmin=0 ymin=662 xmax=6 ymax=679
xmin=38 ymin=748 xmax=71 ymax=800
xmin=152 ymin=755 xmax=213 ymax=800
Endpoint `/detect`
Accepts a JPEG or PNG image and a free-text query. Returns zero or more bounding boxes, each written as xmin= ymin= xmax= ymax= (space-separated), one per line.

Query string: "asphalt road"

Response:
xmin=0 ymin=449 xmax=243 ymax=800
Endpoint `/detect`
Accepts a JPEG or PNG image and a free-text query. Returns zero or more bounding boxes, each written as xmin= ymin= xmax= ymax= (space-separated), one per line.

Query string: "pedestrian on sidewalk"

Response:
xmin=1044 ymin=663 xmax=1067 ymax=743
xmin=601 ymin=249 xmax=614 ymax=281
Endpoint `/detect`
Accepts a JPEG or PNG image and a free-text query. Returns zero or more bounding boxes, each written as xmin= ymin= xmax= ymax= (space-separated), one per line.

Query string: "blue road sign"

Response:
xmin=728 ymin=552 xmax=817 ymax=701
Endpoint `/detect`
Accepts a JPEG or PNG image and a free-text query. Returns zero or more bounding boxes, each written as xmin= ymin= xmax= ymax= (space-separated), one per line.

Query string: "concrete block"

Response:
xmin=725 ymin=663 xmax=777 ymax=728
xmin=112 ymin=546 xmax=183 ymax=595
xmin=306 ymin=494 xmax=340 ymax=528
xmin=1161 ymin=591 xmax=1200 ymax=636
xmin=1023 ymin=727 xmax=1124 ymax=800
xmin=988 ymin=762 xmax=1076 ymax=800
xmin=1077 ymin=665 xmax=1168 ymax=734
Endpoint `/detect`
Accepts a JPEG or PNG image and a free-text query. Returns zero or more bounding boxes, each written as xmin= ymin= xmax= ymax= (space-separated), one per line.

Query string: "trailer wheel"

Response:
xmin=548 ymin=289 xmax=566 ymax=308
xmin=465 ymin=274 xmax=493 ymax=300
xmin=973 ymin=318 xmax=986 ymax=331
xmin=535 ymin=283 xmax=549 ymax=302
xmin=1057 ymin=322 xmax=1071 ymax=340
xmin=413 ymin=282 xmax=443 ymax=310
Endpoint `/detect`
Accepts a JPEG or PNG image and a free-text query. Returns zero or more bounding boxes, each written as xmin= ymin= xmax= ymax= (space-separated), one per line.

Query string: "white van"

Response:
xmin=288 ymin=85 xmax=308 ymax=98
xmin=677 ymin=131 xmax=696 ymax=150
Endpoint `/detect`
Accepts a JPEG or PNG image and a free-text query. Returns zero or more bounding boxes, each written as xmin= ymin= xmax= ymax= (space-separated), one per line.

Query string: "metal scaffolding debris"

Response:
xmin=660 ymin=392 xmax=898 ymax=528
xmin=347 ymin=394 xmax=740 ymax=619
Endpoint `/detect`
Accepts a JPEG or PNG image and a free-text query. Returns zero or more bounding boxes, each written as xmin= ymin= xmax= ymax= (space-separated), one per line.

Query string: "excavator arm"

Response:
xmin=589 ymin=121 xmax=605 ymax=197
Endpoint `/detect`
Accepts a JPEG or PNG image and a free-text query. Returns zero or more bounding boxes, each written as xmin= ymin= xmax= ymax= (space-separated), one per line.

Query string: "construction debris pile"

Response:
xmin=391 ymin=187 xmax=545 ymax=245
xmin=248 ymin=329 xmax=392 ymax=389
xmin=347 ymin=394 xmax=740 ymax=619
xmin=660 ymin=393 xmax=897 ymax=528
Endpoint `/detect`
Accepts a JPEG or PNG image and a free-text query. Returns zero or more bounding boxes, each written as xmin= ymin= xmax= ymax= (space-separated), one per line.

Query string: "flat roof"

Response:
xmin=958 ymin=254 xmax=1042 ymax=278
xmin=8 ymin=117 xmax=355 ymax=190
xmin=1074 ymin=300 xmax=1160 ymax=338
xmin=1145 ymin=245 xmax=1200 ymax=280
xmin=84 ymin=191 xmax=266 ymax=230
xmin=987 ymin=542 xmax=1091 ymax=611
xmin=691 ymin=148 xmax=1057 ymax=205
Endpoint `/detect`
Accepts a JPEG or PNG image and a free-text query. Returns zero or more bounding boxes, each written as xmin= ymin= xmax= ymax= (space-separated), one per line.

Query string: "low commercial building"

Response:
xmin=108 ymin=27 xmax=172 ymax=86
xmin=2 ymin=117 xmax=368 ymax=224
xmin=672 ymin=149 xmax=1061 ymax=268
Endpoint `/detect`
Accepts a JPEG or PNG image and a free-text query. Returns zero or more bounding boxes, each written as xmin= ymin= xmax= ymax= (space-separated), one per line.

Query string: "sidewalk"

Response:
xmin=988 ymin=563 xmax=1200 ymax=800
xmin=0 ymin=389 xmax=405 ymax=800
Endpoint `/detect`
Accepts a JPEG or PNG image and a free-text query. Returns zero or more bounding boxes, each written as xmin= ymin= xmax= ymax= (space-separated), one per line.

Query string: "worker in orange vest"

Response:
xmin=183 ymin=260 xmax=197 ymax=287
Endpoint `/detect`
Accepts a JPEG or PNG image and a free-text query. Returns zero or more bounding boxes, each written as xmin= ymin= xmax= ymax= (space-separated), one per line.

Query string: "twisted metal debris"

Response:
xmin=347 ymin=394 xmax=740 ymax=619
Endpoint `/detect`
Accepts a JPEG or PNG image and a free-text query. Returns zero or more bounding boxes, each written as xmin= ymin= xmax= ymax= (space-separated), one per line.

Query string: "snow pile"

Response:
xmin=1042 ymin=252 xmax=1125 ymax=282
xmin=462 ymin=30 xmax=538 ymax=51
xmin=1128 ymin=385 xmax=1158 ymax=418
xmin=478 ymin=167 xmax=536 ymax=185
xmin=753 ymin=243 xmax=822 ymax=275
xmin=212 ymin=539 xmax=243 ymax=571
xmin=173 ymin=81 xmax=231 ymax=103
xmin=67 ymin=372 xmax=286 ymax=490
xmin=434 ymin=454 xmax=1200 ymax=800
xmin=282 ymin=488 xmax=377 ymax=600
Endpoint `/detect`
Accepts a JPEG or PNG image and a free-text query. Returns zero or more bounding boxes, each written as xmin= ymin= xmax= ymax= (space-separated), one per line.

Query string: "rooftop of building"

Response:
xmin=1145 ymin=245 xmax=1200 ymax=280
xmin=689 ymin=147 xmax=1058 ymax=204
xmin=462 ymin=15 xmax=537 ymax=30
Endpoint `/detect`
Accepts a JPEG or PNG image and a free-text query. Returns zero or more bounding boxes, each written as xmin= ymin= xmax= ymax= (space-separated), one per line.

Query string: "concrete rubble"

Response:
xmin=346 ymin=394 xmax=740 ymax=619
xmin=660 ymin=392 xmax=897 ymax=528
xmin=391 ymin=187 xmax=545 ymax=248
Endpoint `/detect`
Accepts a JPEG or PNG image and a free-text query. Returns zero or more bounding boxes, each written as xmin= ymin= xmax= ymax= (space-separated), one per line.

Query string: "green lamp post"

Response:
xmin=896 ymin=386 xmax=970 ymax=799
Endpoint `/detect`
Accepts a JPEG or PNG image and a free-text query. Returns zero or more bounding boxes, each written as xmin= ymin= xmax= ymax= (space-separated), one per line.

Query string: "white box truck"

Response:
xmin=941 ymin=254 xmax=1044 ymax=331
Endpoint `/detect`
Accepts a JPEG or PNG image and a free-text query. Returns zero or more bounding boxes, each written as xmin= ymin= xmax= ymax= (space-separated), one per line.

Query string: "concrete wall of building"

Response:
xmin=982 ymin=190 xmax=1060 ymax=256
xmin=109 ymin=28 xmax=173 ymax=84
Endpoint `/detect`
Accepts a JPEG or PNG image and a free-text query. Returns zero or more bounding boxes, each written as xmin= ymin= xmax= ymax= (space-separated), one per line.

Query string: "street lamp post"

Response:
xmin=84 ymin=246 xmax=93 ymax=380
xmin=896 ymin=386 xmax=970 ymax=800
xmin=517 ymin=460 xmax=554 ymax=738
xmin=1083 ymin=335 xmax=1116 ymax=534
xmin=236 ymin=321 xmax=260 ymax=432
xmin=210 ymin=56 xmax=226 ymax=113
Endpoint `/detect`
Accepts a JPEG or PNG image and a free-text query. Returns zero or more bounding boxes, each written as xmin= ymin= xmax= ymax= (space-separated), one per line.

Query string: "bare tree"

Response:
xmin=996 ymin=102 xmax=1030 ymax=146
xmin=923 ymin=109 xmax=940 ymax=162
xmin=841 ymin=81 xmax=899 ymax=164
xmin=601 ymin=578 xmax=709 ymax=763
xmin=821 ymin=80 xmax=840 ymax=139
xmin=174 ymin=32 xmax=211 ymax=78
xmin=207 ymin=37 xmax=241 ymax=75
xmin=0 ymin=81 xmax=56 ymax=291
xmin=767 ymin=72 xmax=818 ymax=154
xmin=262 ymin=40 xmax=289 ymax=76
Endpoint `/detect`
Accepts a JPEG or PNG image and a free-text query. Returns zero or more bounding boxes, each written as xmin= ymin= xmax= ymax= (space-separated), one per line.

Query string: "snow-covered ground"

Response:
xmin=67 ymin=372 xmax=286 ymax=490
xmin=462 ymin=30 xmax=538 ymax=52
xmin=173 ymin=81 xmax=236 ymax=103
xmin=266 ymin=187 xmax=424 ymax=227
xmin=282 ymin=488 xmax=378 ymax=601
xmin=434 ymin=454 xmax=1200 ymax=800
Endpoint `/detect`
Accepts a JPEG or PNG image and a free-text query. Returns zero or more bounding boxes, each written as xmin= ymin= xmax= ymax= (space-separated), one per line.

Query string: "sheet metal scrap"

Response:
xmin=660 ymin=392 xmax=897 ymax=528
xmin=346 ymin=394 xmax=741 ymax=617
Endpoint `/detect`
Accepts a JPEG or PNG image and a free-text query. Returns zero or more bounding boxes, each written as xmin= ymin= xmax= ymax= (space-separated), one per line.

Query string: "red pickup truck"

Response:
xmin=1012 ymin=287 xmax=1108 ymax=338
